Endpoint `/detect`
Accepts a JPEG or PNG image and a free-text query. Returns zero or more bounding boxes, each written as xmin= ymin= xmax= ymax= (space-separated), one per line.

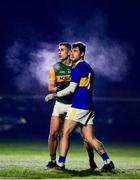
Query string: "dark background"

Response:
xmin=0 ymin=0 xmax=140 ymax=141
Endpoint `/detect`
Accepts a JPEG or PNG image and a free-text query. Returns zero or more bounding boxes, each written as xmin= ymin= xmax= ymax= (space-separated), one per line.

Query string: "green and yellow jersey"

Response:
xmin=48 ymin=61 xmax=72 ymax=104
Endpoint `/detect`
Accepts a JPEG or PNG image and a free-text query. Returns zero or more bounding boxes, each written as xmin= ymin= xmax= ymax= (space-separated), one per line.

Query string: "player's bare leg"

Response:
xmin=81 ymin=124 xmax=115 ymax=171
xmin=84 ymin=141 xmax=98 ymax=169
xmin=47 ymin=116 xmax=63 ymax=168
xmin=80 ymin=129 xmax=97 ymax=169
xmin=81 ymin=125 xmax=105 ymax=154
xmin=60 ymin=119 xmax=77 ymax=157
xmin=57 ymin=119 xmax=78 ymax=168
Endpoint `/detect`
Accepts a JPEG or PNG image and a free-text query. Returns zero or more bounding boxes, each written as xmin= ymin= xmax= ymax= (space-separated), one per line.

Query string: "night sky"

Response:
xmin=0 ymin=0 xmax=140 ymax=140
xmin=0 ymin=0 xmax=140 ymax=97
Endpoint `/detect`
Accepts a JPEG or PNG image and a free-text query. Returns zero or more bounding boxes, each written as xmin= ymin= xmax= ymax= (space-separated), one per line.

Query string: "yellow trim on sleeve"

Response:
xmin=79 ymin=77 xmax=90 ymax=87
xmin=49 ymin=66 xmax=56 ymax=80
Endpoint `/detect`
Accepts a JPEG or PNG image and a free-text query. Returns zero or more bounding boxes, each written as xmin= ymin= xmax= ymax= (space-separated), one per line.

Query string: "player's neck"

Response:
xmin=62 ymin=58 xmax=72 ymax=66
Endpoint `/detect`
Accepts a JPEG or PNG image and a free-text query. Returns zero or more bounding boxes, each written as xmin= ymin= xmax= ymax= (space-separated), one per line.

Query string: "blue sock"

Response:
xmin=101 ymin=152 xmax=109 ymax=161
xmin=58 ymin=155 xmax=65 ymax=163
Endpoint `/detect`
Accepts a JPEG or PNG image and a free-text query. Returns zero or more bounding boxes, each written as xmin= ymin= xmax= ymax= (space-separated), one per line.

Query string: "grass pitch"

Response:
xmin=0 ymin=139 xmax=140 ymax=179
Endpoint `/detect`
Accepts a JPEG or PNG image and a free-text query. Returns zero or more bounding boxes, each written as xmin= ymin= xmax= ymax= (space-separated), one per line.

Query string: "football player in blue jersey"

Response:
xmin=45 ymin=42 xmax=115 ymax=171
xmin=45 ymin=42 xmax=97 ymax=170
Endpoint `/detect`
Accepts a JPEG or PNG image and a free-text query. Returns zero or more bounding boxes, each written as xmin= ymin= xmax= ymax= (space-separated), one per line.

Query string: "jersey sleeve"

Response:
xmin=71 ymin=67 xmax=81 ymax=83
xmin=48 ymin=66 xmax=56 ymax=81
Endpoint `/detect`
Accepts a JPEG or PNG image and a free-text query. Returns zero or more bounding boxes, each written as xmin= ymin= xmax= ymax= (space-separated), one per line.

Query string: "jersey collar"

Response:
xmin=75 ymin=60 xmax=84 ymax=67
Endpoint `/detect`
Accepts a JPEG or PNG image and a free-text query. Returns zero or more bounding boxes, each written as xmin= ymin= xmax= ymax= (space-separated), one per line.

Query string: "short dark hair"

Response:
xmin=59 ymin=42 xmax=71 ymax=50
xmin=72 ymin=42 xmax=86 ymax=54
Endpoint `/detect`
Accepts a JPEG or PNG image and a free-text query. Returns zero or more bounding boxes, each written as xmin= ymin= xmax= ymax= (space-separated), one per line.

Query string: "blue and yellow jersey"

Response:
xmin=71 ymin=60 xmax=95 ymax=110
xmin=49 ymin=61 xmax=72 ymax=104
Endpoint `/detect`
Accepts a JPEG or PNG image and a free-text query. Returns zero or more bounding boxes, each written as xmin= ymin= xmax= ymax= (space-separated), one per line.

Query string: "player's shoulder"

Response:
xmin=53 ymin=61 xmax=62 ymax=70
xmin=83 ymin=60 xmax=91 ymax=67
xmin=76 ymin=60 xmax=90 ymax=69
xmin=83 ymin=61 xmax=94 ymax=71
xmin=78 ymin=61 xmax=94 ymax=75
xmin=53 ymin=61 xmax=61 ymax=66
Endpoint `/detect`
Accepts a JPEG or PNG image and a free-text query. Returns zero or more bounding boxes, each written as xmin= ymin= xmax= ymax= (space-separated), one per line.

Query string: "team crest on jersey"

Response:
xmin=59 ymin=70 xmax=66 ymax=74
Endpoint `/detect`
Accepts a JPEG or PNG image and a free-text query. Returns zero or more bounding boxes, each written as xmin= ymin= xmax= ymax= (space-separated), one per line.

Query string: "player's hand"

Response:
xmin=45 ymin=93 xmax=55 ymax=102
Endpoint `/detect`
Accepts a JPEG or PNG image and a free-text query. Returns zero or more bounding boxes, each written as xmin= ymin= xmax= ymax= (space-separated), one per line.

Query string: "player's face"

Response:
xmin=70 ymin=47 xmax=84 ymax=62
xmin=58 ymin=45 xmax=70 ymax=61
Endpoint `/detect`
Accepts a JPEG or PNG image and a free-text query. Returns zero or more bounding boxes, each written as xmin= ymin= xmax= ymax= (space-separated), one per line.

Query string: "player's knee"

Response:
xmin=62 ymin=129 xmax=71 ymax=138
xmin=49 ymin=130 xmax=59 ymax=141
xmin=84 ymin=136 xmax=92 ymax=145
xmin=83 ymin=136 xmax=88 ymax=143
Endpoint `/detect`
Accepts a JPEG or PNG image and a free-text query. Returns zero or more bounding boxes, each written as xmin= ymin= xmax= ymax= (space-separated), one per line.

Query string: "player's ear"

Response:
xmin=81 ymin=52 xmax=84 ymax=59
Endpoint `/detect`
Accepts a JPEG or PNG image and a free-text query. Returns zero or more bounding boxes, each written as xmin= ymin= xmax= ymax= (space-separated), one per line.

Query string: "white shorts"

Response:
xmin=52 ymin=101 xmax=71 ymax=119
xmin=65 ymin=107 xmax=95 ymax=125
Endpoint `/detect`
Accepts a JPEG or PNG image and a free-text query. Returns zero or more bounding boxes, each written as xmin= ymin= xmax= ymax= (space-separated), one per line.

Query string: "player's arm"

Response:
xmin=48 ymin=66 xmax=57 ymax=92
xmin=45 ymin=66 xmax=57 ymax=102
xmin=56 ymin=82 xmax=77 ymax=97
xmin=45 ymin=82 xmax=77 ymax=102
xmin=48 ymin=80 xmax=57 ymax=92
